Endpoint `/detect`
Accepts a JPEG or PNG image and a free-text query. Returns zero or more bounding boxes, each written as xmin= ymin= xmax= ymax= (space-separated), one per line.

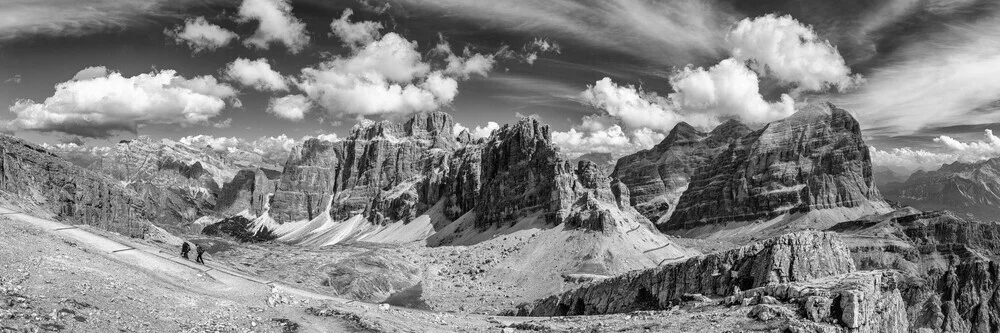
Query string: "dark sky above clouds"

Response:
xmin=1 ymin=0 xmax=999 ymax=174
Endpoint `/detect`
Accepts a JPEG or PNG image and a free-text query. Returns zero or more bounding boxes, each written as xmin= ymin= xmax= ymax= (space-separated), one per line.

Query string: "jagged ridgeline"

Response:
xmin=0 ymin=135 xmax=154 ymax=237
xmin=616 ymin=102 xmax=890 ymax=237
xmin=214 ymin=111 xmax=677 ymax=246
xmin=883 ymin=157 xmax=1000 ymax=222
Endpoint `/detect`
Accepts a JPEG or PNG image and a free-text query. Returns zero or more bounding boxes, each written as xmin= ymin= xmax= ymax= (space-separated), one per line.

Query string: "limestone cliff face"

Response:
xmin=230 ymin=112 xmax=659 ymax=240
xmin=884 ymin=157 xmax=1000 ymax=222
xmin=266 ymin=112 xmax=465 ymax=225
xmin=518 ymin=231 xmax=854 ymax=316
xmin=0 ymin=135 xmax=153 ymax=237
xmin=612 ymin=120 xmax=750 ymax=223
xmin=475 ymin=117 xmax=571 ymax=228
xmin=473 ymin=117 xmax=646 ymax=231
xmin=215 ymin=168 xmax=282 ymax=216
xmin=665 ymin=102 xmax=887 ymax=231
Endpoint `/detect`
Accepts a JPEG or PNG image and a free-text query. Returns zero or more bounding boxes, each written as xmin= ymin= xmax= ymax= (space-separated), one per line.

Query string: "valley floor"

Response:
xmin=0 ymin=207 xmax=799 ymax=332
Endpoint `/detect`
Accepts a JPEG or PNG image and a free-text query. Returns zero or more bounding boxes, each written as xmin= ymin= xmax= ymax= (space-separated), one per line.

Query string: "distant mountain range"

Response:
xmin=883 ymin=157 xmax=1000 ymax=222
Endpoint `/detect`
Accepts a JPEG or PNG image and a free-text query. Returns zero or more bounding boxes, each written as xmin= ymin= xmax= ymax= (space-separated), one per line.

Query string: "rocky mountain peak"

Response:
xmin=664 ymin=102 xmax=889 ymax=235
xmin=658 ymin=122 xmax=705 ymax=148
xmin=403 ymin=111 xmax=455 ymax=138
xmin=707 ymin=119 xmax=751 ymax=143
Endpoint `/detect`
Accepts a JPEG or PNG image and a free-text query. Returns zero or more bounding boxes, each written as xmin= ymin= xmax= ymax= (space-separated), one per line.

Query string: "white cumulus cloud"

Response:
xmin=165 ymin=16 xmax=238 ymax=53
xmin=237 ymin=0 xmax=310 ymax=54
xmin=552 ymin=125 xmax=666 ymax=158
xmin=330 ymin=8 xmax=382 ymax=48
xmin=727 ymin=14 xmax=860 ymax=92
xmin=296 ymin=32 xmax=457 ymax=116
xmin=268 ymin=94 xmax=313 ymax=121
xmin=434 ymin=38 xmax=497 ymax=80
xmin=669 ymin=58 xmax=795 ymax=124
xmin=224 ymin=57 xmax=288 ymax=91
xmin=582 ymin=78 xmax=696 ymax=132
xmin=871 ymin=129 xmax=1000 ymax=174
xmin=3 ymin=68 xmax=237 ymax=138
xmin=453 ymin=121 xmax=499 ymax=139
xmin=72 ymin=66 xmax=109 ymax=81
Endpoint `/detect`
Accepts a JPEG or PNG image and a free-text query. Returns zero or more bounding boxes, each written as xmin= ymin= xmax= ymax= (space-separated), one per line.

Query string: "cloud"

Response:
xmin=522 ymin=37 xmax=561 ymax=65
xmin=452 ymin=121 xmax=499 ymax=139
xmin=443 ymin=49 xmax=495 ymax=80
xmin=331 ymin=32 xmax=431 ymax=82
xmin=237 ymin=0 xmax=310 ymax=53
xmin=296 ymin=32 xmax=458 ymax=116
xmin=224 ymin=57 xmax=289 ymax=91
xmin=836 ymin=17 xmax=1000 ymax=136
xmin=870 ymin=147 xmax=955 ymax=175
xmin=552 ymin=125 xmax=665 ymax=158
xmin=165 ymin=16 xmax=238 ymax=53
xmin=178 ymin=134 xmax=299 ymax=162
xmin=3 ymin=68 xmax=237 ymax=138
xmin=389 ymin=0 xmax=734 ymax=67
xmin=268 ymin=94 xmax=313 ymax=121
xmin=72 ymin=66 xmax=109 ymax=81
xmin=315 ymin=133 xmax=341 ymax=142
xmin=213 ymin=118 xmax=233 ymax=128
xmin=935 ymin=129 xmax=1000 ymax=158
xmin=727 ymin=14 xmax=861 ymax=92
xmin=0 ymin=0 xmax=180 ymax=40
xmin=4 ymin=75 xmax=21 ymax=84
xmin=330 ymin=8 xmax=382 ymax=48
xmin=669 ymin=58 xmax=795 ymax=124
xmin=581 ymin=78 xmax=705 ymax=132
xmin=871 ymin=129 xmax=1000 ymax=174
xmin=179 ymin=134 xmax=241 ymax=151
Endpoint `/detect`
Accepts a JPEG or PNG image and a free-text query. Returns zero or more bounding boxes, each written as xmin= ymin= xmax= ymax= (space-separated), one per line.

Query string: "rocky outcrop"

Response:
xmin=665 ymin=102 xmax=888 ymax=232
xmin=516 ymin=231 xmax=854 ymax=316
xmin=215 ymin=168 xmax=282 ymax=216
xmin=612 ymin=120 xmax=750 ymax=224
xmin=916 ymin=260 xmax=1000 ymax=332
xmin=830 ymin=208 xmax=1000 ymax=331
xmin=475 ymin=118 xmax=617 ymax=229
xmin=0 ymin=135 xmax=153 ymax=237
xmin=268 ymin=112 xmax=460 ymax=224
xmin=884 ymin=157 xmax=1000 ymax=222
xmin=264 ymin=113 xmax=651 ymax=235
xmin=728 ymin=271 xmax=908 ymax=333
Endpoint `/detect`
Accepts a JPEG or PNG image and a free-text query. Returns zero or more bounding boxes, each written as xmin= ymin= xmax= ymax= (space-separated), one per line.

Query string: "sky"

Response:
xmin=1 ymin=0 xmax=1000 ymax=176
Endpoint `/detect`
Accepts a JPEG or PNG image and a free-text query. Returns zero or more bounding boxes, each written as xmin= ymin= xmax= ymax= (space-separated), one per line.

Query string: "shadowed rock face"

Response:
xmin=612 ymin=120 xmax=750 ymax=224
xmin=884 ymin=157 xmax=1000 ymax=222
xmin=665 ymin=102 xmax=886 ymax=231
xmin=0 ymin=135 xmax=153 ymax=237
xmin=215 ymin=168 xmax=282 ymax=216
xmin=229 ymin=112 xmax=659 ymax=237
xmin=516 ymin=231 xmax=855 ymax=316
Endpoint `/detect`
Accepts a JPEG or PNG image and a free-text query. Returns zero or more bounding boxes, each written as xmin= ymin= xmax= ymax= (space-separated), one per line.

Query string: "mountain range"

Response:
xmin=4 ymin=101 xmax=1000 ymax=331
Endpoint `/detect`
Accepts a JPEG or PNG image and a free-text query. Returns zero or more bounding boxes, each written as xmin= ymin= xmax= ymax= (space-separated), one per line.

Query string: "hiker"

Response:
xmin=180 ymin=242 xmax=190 ymax=259
xmin=195 ymin=244 xmax=206 ymax=264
